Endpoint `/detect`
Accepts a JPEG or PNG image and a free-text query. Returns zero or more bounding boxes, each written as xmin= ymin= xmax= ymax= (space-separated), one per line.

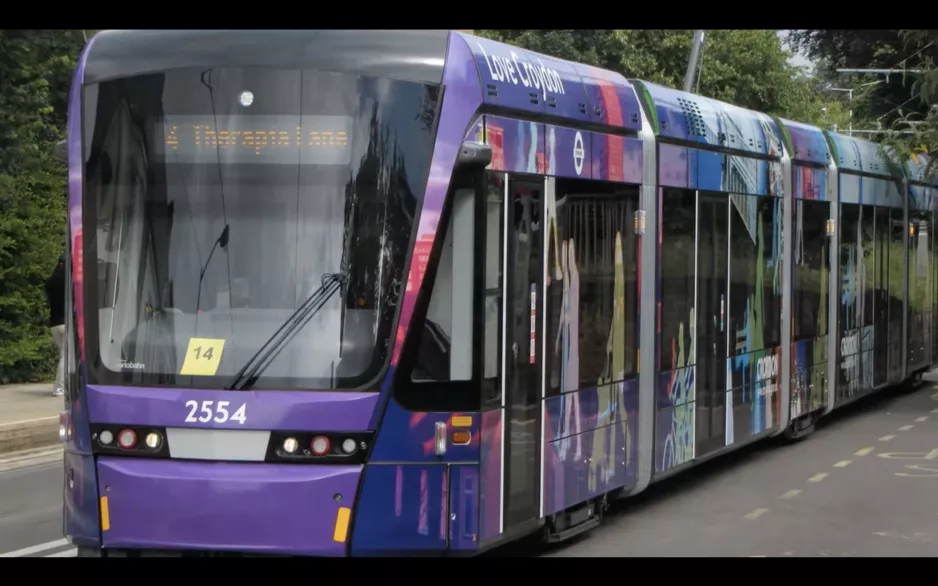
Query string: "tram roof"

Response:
xmin=82 ymin=30 xmax=450 ymax=86
xmin=634 ymin=80 xmax=785 ymax=159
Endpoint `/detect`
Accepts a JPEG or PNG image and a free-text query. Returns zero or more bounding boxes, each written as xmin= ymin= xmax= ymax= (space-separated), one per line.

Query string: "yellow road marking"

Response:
xmin=808 ymin=473 xmax=828 ymax=483
xmin=745 ymin=508 xmax=769 ymax=520
xmin=879 ymin=435 xmax=896 ymax=442
xmin=833 ymin=460 xmax=852 ymax=468
xmin=779 ymin=489 xmax=801 ymax=499
xmin=855 ymin=447 xmax=875 ymax=456
xmin=899 ymin=425 xmax=914 ymax=431
xmin=914 ymin=416 xmax=928 ymax=422
xmin=877 ymin=448 xmax=938 ymax=460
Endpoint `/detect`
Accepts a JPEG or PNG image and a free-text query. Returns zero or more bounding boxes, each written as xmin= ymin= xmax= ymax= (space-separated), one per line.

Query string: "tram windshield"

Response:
xmin=82 ymin=66 xmax=439 ymax=389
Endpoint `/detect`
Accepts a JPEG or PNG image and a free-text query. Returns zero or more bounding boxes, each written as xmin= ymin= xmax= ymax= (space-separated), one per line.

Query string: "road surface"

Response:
xmin=0 ymin=457 xmax=71 ymax=557
xmin=2 ymin=378 xmax=937 ymax=557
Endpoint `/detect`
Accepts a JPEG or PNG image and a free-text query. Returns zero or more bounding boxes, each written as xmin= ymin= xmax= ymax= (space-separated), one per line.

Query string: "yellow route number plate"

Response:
xmin=179 ymin=338 xmax=226 ymax=376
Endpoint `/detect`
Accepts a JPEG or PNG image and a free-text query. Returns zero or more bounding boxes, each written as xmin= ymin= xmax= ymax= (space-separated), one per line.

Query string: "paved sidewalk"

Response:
xmin=0 ymin=384 xmax=62 ymax=426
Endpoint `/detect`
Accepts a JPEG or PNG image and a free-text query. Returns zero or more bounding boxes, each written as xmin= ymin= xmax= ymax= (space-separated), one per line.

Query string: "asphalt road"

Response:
xmin=2 ymin=376 xmax=937 ymax=558
xmin=0 ymin=459 xmax=71 ymax=557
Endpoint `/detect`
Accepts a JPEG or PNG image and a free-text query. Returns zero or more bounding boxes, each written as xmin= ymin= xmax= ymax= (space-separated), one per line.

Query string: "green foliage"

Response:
xmin=788 ymin=30 xmax=934 ymax=128
xmin=0 ymin=30 xmax=84 ymax=383
xmin=476 ymin=29 xmax=854 ymax=129
xmin=877 ymin=30 xmax=938 ymax=180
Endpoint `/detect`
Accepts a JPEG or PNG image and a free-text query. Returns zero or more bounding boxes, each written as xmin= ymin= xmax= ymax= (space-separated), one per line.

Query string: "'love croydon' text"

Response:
xmin=476 ymin=43 xmax=566 ymax=102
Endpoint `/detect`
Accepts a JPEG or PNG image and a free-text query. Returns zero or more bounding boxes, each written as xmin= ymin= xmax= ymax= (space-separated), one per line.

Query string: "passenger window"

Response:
xmin=481 ymin=172 xmax=504 ymax=408
xmin=544 ymin=177 xmax=640 ymax=396
xmin=411 ymin=188 xmax=475 ymax=382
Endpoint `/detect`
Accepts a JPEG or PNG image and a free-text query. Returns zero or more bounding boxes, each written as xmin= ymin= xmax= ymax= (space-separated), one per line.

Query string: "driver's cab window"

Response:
xmin=411 ymin=188 xmax=475 ymax=382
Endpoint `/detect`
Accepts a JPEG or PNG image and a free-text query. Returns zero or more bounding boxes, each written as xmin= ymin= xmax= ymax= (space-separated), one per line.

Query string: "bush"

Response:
xmin=0 ymin=30 xmax=82 ymax=384
xmin=0 ymin=172 xmax=64 ymax=383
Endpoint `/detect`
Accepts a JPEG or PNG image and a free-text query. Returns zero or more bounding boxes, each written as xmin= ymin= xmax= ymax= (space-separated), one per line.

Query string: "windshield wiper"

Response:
xmin=226 ymin=272 xmax=347 ymax=391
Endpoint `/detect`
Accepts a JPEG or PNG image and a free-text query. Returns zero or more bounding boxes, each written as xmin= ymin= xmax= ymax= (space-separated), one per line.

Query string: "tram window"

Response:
xmin=861 ymin=205 xmax=875 ymax=327
xmin=758 ymin=196 xmax=782 ymax=348
xmin=874 ymin=207 xmax=889 ymax=326
xmin=545 ymin=178 xmax=639 ymax=394
xmin=793 ymin=200 xmax=829 ymax=341
xmin=728 ymin=194 xmax=758 ymax=354
xmin=411 ymin=189 xmax=475 ymax=383
xmin=839 ymin=203 xmax=861 ymax=334
xmin=888 ymin=209 xmax=904 ymax=340
xmin=481 ymin=172 xmax=504 ymax=407
xmin=660 ymin=188 xmax=696 ymax=370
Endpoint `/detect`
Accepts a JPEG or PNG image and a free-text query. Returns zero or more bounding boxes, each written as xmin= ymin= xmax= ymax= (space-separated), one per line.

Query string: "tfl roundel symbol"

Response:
xmin=573 ymin=131 xmax=585 ymax=176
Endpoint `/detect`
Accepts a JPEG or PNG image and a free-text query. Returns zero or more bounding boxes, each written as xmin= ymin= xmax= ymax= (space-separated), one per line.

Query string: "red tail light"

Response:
xmin=310 ymin=436 xmax=331 ymax=456
xmin=117 ymin=429 xmax=137 ymax=449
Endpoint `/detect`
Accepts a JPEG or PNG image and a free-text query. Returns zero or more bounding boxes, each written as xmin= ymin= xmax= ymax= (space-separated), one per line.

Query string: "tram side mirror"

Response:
xmin=53 ymin=140 xmax=67 ymax=163
xmin=455 ymin=141 xmax=492 ymax=170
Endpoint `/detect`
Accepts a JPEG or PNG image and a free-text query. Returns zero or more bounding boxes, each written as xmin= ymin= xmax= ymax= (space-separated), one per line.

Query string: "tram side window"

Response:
xmin=874 ymin=207 xmax=887 ymax=322
xmin=758 ymin=196 xmax=782 ymax=348
xmin=839 ymin=203 xmax=861 ymax=334
xmin=481 ymin=173 xmax=504 ymax=407
xmin=728 ymin=193 xmax=758 ymax=353
xmin=660 ymin=188 xmax=696 ymax=371
xmin=911 ymin=213 xmax=930 ymax=342
xmin=861 ymin=205 xmax=875 ymax=327
xmin=411 ymin=189 xmax=475 ymax=383
xmin=793 ymin=200 xmax=829 ymax=341
xmin=545 ymin=178 xmax=640 ymax=395
xmin=888 ymin=208 xmax=905 ymax=335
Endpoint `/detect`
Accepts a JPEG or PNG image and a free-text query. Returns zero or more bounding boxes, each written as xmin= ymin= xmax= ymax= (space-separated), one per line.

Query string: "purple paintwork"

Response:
xmin=448 ymin=464 xmax=479 ymax=550
xmin=541 ymin=379 xmax=638 ymax=515
xmin=97 ymin=457 xmax=360 ymax=555
xmin=658 ymin=143 xmax=690 ymax=188
xmin=574 ymin=63 xmax=643 ymax=131
xmin=350 ymin=464 xmax=449 ymax=554
xmin=465 ymin=36 xmax=589 ymax=125
xmin=779 ymin=118 xmax=830 ymax=166
xmin=478 ymin=409 xmax=502 ymax=541
xmin=591 ymin=135 xmax=643 ymax=184
xmin=385 ymin=33 xmax=482 ymax=373
xmin=368 ymin=33 xmax=482 ymax=450
xmin=63 ymin=36 xmax=101 ymax=549
xmin=548 ymin=125 xmax=590 ymax=179
xmin=458 ymin=33 xmax=642 ymax=133
xmin=543 ymin=379 xmax=637 ymax=441
xmin=63 ymin=452 xmax=100 ymax=547
xmin=87 ymin=385 xmax=378 ymax=431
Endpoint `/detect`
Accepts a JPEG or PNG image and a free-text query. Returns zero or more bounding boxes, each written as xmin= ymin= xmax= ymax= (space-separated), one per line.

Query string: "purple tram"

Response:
xmin=54 ymin=30 xmax=937 ymax=557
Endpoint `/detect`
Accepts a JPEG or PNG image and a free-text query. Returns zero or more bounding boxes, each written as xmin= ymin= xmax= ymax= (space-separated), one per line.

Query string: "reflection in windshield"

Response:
xmin=228 ymin=272 xmax=347 ymax=391
xmin=83 ymin=67 xmax=439 ymax=390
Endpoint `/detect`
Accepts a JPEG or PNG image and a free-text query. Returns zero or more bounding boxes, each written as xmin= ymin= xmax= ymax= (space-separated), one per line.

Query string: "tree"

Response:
xmin=477 ymin=30 xmax=854 ymax=129
xmin=0 ymin=30 xmax=85 ymax=382
xmin=877 ymin=30 xmax=938 ymax=178
xmin=788 ymin=30 xmax=935 ymax=128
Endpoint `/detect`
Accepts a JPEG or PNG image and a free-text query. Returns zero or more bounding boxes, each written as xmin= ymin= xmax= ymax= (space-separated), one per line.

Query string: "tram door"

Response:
xmin=695 ymin=193 xmax=729 ymax=456
xmin=502 ymin=176 xmax=543 ymax=529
